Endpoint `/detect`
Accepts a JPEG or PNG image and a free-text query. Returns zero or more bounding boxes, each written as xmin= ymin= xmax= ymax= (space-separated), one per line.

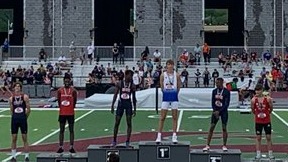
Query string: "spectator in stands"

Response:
xmin=16 ymin=65 xmax=24 ymax=83
xmin=202 ymin=67 xmax=211 ymax=88
xmin=202 ymin=43 xmax=210 ymax=65
xmin=250 ymin=51 xmax=258 ymax=66
xmin=260 ymin=67 xmax=267 ymax=77
xmin=47 ymin=69 xmax=54 ymax=87
xmin=146 ymin=59 xmax=154 ymax=73
xmin=34 ymin=68 xmax=44 ymax=84
xmin=69 ymin=41 xmax=76 ymax=62
xmin=2 ymin=38 xmax=9 ymax=53
xmin=180 ymin=68 xmax=189 ymax=88
xmin=86 ymin=73 xmax=96 ymax=84
xmin=223 ymin=54 xmax=232 ymax=73
xmin=243 ymin=63 xmax=252 ymax=75
xmin=119 ymin=42 xmax=125 ymax=65
xmin=46 ymin=62 xmax=53 ymax=71
xmin=80 ymin=48 xmax=86 ymax=65
xmin=39 ymin=48 xmax=47 ymax=62
xmin=188 ymin=52 xmax=196 ymax=66
xmin=218 ymin=52 xmax=226 ymax=66
xmin=195 ymin=69 xmax=201 ymax=87
xmin=106 ymin=63 xmax=112 ymax=76
xmin=144 ymin=72 xmax=153 ymax=89
xmin=112 ymin=43 xmax=119 ymax=64
xmin=262 ymin=50 xmax=272 ymax=65
xmin=54 ymin=63 xmax=62 ymax=75
xmin=212 ymin=69 xmax=219 ymax=86
xmin=241 ymin=49 xmax=249 ymax=64
xmin=178 ymin=49 xmax=189 ymax=67
xmin=11 ymin=68 xmax=16 ymax=84
xmin=141 ymin=46 xmax=149 ymax=61
xmin=272 ymin=52 xmax=281 ymax=67
xmin=133 ymin=70 xmax=141 ymax=90
xmin=153 ymin=49 xmax=161 ymax=64
xmin=108 ymin=153 xmax=120 ymax=162
xmin=0 ymin=72 xmax=12 ymax=95
xmin=194 ymin=44 xmax=201 ymax=65
xmin=58 ymin=55 xmax=67 ymax=67
xmin=231 ymin=50 xmax=239 ymax=64
xmin=87 ymin=43 xmax=95 ymax=65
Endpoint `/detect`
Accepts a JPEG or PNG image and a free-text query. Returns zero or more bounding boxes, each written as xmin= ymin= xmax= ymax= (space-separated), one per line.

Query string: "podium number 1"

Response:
xmin=157 ymin=146 xmax=170 ymax=159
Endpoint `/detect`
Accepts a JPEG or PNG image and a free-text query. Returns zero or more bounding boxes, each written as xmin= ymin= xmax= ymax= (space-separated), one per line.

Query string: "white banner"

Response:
xmin=84 ymin=88 xmax=239 ymax=109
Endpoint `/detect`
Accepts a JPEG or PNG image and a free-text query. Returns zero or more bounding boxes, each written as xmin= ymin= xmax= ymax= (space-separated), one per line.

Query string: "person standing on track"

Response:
xmin=155 ymin=59 xmax=181 ymax=144
xmin=203 ymin=77 xmax=230 ymax=152
xmin=9 ymin=82 xmax=31 ymax=161
xmin=111 ymin=70 xmax=137 ymax=147
xmin=251 ymin=84 xmax=274 ymax=160
xmin=57 ymin=76 xmax=78 ymax=154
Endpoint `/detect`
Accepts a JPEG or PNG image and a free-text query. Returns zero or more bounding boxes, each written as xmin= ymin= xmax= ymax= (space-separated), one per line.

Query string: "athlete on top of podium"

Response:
xmin=111 ymin=70 xmax=137 ymax=148
xmin=203 ymin=77 xmax=230 ymax=152
xmin=155 ymin=59 xmax=181 ymax=144
xmin=251 ymin=84 xmax=274 ymax=160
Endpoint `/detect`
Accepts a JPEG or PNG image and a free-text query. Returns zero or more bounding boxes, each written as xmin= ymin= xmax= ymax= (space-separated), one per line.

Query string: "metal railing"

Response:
xmin=3 ymin=46 xmax=173 ymax=61
xmin=3 ymin=45 xmax=287 ymax=61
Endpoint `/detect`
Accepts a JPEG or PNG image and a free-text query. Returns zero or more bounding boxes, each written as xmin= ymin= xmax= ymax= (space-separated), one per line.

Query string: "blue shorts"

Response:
xmin=116 ymin=100 xmax=133 ymax=116
xmin=11 ymin=118 xmax=28 ymax=134
xmin=162 ymin=89 xmax=178 ymax=102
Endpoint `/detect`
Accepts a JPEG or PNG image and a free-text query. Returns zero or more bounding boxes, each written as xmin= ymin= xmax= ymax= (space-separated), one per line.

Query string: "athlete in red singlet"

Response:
xmin=251 ymin=84 xmax=274 ymax=160
xmin=57 ymin=76 xmax=77 ymax=154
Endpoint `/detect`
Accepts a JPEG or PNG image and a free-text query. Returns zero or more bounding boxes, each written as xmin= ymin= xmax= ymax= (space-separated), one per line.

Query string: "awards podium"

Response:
xmin=190 ymin=149 xmax=242 ymax=162
xmin=37 ymin=141 xmax=242 ymax=162
xmin=36 ymin=152 xmax=87 ymax=162
xmin=87 ymin=145 xmax=138 ymax=162
xmin=138 ymin=141 xmax=190 ymax=162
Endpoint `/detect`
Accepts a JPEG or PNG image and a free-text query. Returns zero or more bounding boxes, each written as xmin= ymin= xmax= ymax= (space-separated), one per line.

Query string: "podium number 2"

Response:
xmin=209 ymin=155 xmax=221 ymax=162
xmin=157 ymin=146 xmax=170 ymax=159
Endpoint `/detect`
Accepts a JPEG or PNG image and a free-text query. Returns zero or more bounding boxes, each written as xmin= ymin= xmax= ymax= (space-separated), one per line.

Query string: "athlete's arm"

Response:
xmin=159 ymin=73 xmax=164 ymax=91
xmin=9 ymin=97 xmax=13 ymax=115
xmin=251 ymin=97 xmax=255 ymax=114
xmin=73 ymin=89 xmax=77 ymax=108
xmin=57 ymin=89 xmax=61 ymax=107
xmin=131 ymin=85 xmax=137 ymax=110
xmin=211 ymin=89 xmax=216 ymax=111
xmin=177 ymin=73 xmax=181 ymax=93
xmin=111 ymin=82 xmax=120 ymax=112
xmin=267 ymin=96 xmax=273 ymax=113
xmin=221 ymin=89 xmax=230 ymax=112
xmin=24 ymin=94 xmax=31 ymax=117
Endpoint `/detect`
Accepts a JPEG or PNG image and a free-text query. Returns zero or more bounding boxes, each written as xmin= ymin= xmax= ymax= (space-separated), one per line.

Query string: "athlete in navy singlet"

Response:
xmin=111 ymin=70 xmax=137 ymax=147
xmin=9 ymin=82 xmax=31 ymax=161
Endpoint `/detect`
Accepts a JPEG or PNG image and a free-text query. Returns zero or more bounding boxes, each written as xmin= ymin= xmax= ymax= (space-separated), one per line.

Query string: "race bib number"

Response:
xmin=257 ymin=113 xmax=267 ymax=118
xmin=215 ymin=101 xmax=222 ymax=107
xmin=215 ymin=95 xmax=223 ymax=100
xmin=61 ymin=100 xmax=70 ymax=106
xmin=14 ymin=107 xmax=24 ymax=113
xmin=121 ymin=93 xmax=130 ymax=99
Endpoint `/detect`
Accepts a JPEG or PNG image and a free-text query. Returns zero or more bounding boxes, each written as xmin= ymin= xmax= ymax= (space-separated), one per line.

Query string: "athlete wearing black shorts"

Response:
xmin=111 ymin=70 xmax=137 ymax=147
xmin=9 ymin=82 xmax=31 ymax=161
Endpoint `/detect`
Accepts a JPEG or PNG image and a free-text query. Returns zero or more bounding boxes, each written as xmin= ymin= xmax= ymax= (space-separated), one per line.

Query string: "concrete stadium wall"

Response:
xmin=25 ymin=0 xmax=92 ymax=58
xmin=135 ymin=0 xmax=203 ymax=51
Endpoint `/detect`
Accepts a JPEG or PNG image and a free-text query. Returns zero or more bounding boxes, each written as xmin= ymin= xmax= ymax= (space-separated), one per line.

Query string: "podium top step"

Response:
xmin=191 ymin=149 xmax=241 ymax=154
xmin=139 ymin=141 xmax=191 ymax=146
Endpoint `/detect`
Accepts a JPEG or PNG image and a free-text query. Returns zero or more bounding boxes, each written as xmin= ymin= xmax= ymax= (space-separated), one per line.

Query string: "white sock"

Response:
xmin=173 ymin=132 xmax=177 ymax=137
xmin=268 ymin=150 xmax=273 ymax=156
xmin=157 ymin=132 xmax=161 ymax=137
xmin=70 ymin=145 xmax=74 ymax=149
xmin=11 ymin=149 xmax=16 ymax=158
xmin=25 ymin=153 xmax=29 ymax=158
xmin=256 ymin=150 xmax=261 ymax=156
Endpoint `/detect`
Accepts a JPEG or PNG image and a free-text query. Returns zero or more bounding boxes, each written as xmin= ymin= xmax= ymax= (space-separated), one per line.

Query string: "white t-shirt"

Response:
xmin=87 ymin=45 xmax=95 ymax=55
xmin=58 ymin=56 xmax=66 ymax=62
xmin=154 ymin=51 xmax=161 ymax=58
xmin=132 ymin=73 xmax=140 ymax=85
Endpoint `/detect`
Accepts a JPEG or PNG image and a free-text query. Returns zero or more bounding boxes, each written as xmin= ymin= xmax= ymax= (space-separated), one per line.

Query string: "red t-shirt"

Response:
xmin=58 ymin=87 xmax=75 ymax=115
xmin=253 ymin=97 xmax=271 ymax=124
